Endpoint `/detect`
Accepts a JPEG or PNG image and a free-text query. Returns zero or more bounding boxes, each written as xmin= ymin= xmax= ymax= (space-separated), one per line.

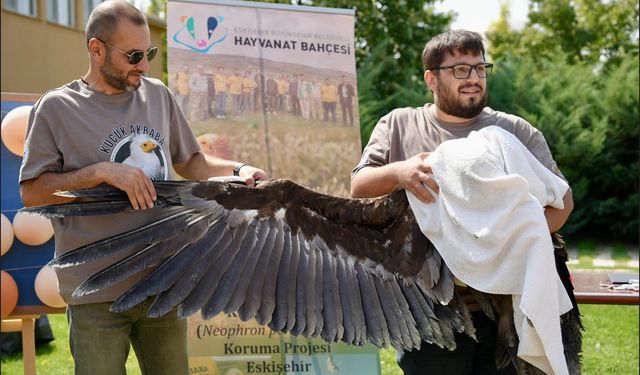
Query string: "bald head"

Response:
xmin=85 ymin=0 xmax=147 ymax=44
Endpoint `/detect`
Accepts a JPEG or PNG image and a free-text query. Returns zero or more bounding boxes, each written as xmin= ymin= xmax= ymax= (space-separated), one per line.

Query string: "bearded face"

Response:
xmin=100 ymin=50 xmax=141 ymax=93
xmin=435 ymin=74 xmax=487 ymax=119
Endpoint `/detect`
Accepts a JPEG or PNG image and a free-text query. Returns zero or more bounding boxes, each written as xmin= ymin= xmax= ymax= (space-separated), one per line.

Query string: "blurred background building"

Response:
xmin=1 ymin=0 xmax=165 ymax=94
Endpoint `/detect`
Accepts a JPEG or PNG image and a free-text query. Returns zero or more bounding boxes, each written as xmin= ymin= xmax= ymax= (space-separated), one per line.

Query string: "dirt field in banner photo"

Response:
xmin=190 ymin=113 xmax=362 ymax=198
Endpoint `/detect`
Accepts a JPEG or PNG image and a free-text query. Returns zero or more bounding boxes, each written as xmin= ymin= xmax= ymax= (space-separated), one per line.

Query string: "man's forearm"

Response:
xmin=20 ymin=164 xmax=106 ymax=207
xmin=350 ymin=164 xmax=400 ymax=198
xmin=173 ymin=152 xmax=238 ymax=180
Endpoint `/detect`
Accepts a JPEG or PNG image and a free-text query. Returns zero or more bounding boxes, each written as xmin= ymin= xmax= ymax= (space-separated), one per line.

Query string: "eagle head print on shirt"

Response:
xmin=111 ymin=133 xmax=168 ymax=180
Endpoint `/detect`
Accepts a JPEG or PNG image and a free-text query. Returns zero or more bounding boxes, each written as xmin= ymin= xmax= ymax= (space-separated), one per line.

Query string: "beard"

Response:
xmin=100 ymin=52 xmax=141 ymax=92
xmin=435 ymin=80 xmax=487 ymax=119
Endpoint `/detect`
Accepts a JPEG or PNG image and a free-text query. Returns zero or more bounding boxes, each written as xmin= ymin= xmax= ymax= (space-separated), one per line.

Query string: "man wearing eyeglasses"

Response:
xmin=19 ymin=1 xmax=267 ymax=374
xmin=351 ymin=30 xmax=573 ymax=375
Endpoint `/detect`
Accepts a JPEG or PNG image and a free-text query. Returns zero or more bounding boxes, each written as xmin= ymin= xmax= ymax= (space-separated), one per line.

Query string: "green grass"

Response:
xmin=0 ymin=314 xmax=140 ymax=375
xmin=2 ymin=305 xmax=637 ymax=374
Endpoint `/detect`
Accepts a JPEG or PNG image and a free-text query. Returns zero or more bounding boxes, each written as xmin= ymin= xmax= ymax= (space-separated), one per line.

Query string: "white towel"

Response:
xmin=407 ymin=126 xmax=573 ymax=375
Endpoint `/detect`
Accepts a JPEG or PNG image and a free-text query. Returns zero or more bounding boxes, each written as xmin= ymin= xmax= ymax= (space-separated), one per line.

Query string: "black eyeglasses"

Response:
xmin=432 ymin=63 xmax=494 ymax=79
xmin=96 ymin=38 xmax=158 ymax=65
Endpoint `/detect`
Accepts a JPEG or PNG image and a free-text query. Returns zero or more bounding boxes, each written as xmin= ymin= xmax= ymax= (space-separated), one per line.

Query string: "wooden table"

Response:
xmin=572 ymin=271 xmax=639 ymax=305
xmin=1 ymin=306 xmax=66 ymax=375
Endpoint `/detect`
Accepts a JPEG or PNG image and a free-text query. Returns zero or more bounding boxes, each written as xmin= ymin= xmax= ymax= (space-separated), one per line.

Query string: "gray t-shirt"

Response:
xmin=354 ymin=103 xmax=565 ymax=179
xmin=20 ymin=77 xmax=200 ymax=304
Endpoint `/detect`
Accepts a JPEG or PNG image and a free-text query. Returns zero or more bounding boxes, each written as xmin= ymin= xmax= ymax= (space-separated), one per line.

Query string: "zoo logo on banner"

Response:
xmin=172 ymin=15 xmax=228 ymax=54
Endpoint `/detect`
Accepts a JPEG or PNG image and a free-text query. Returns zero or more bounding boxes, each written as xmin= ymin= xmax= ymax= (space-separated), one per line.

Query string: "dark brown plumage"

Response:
xmin=22 ymin=178 xmax=582 ymax=373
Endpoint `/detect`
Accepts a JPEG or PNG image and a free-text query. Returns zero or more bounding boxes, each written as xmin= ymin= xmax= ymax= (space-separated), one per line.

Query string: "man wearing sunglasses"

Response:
xmin=351 ymin=30 xmax=574 ymax=374
xmin=19 ymin=1 xmax=267 ymax=374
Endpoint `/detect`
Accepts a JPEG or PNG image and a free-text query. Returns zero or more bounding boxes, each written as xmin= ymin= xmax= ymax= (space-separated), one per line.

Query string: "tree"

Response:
xmin=487 ymin=0 xmax=639 ymax=66
xmin=486 ymin=0 xmax=640 ymax=240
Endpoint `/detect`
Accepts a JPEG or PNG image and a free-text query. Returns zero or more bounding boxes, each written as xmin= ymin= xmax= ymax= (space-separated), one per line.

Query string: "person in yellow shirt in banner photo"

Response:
xmin=214 ymin=67 xmax=229 ymax=118
xmin=173 ymin=65 xmax=190 ymax=119
xmin=228 ymin=70 xmax=244 ymax=116
xmin=321 ymin=78 xmax=338 ymax=124
xmin=241 ymin=70 xmax=257 ymax=114
xmin=277 ymin=74 xmax=289 ymax=113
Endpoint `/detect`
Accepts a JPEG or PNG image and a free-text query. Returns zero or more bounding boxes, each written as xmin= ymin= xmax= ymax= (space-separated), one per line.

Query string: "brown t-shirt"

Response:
xmin=354 ymin=103 xmax=564 ymax=179
xmin=20 ymin=77 xmax=200 ymax=304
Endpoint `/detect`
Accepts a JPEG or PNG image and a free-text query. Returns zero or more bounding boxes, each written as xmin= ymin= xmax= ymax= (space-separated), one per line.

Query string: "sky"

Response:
xmin=432 ymin=0 xmax=530 ymax=35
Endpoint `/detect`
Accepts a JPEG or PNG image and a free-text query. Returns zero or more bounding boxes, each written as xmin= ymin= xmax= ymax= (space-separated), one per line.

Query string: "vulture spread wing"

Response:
xmin=23 ymin=178 xmax=459 ymax=351
xmin=22 ymin=178 xmax=582 ymax=373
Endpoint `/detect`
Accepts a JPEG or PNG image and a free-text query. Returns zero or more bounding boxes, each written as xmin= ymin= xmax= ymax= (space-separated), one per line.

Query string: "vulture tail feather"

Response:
xmin=320 ymin=247 xmax=341 ymax=343
xmin=223 ymin=218 xmax=277 ymax=316
xmin=355 ymin=262 xmax=389 ymax=348
xmin=254 ymin=221 xmax=287 ymax=325
xmin=144 ymin=219 xmax=231 ymax=317
xmin=390 ymin=279 xmax=422 ymax=349
xmin=178 ymin=220 xmax=251 ymax=319
xmin=20 ymin=200 xmax=133 ymax=218
xmin=290 ymin=234 xmax=310 ymax=337
xmin=201 ymin=220 xmax=266 ymax=319
xmin=268 ymin=228 xmax=294 ymax=332
xmin=53 ymin=185 xmax=128 ymax=199
xmin=372 ymin=276 xmax=406 ymax=350
xmin=399 ymin=282 xmax=434 ymax=345
xmin=344 ymin=257 xmax=367 ymax=346
xmin=109 ymin=217 xmax=228 ymax=313
xmin=237 ymin=218 xmax=282 ymax=322
xmin=49 ymin=208 xmax=194 ymax=268
xmin=300 ymin=239 xmax=318 ymax=337
xmin=310 ymin=242 xmax=324 ymax=338
xmin=335 ymin=255 xmax=356 ymax=345
xmin=73 ymin=215 xmax=212 ymax=297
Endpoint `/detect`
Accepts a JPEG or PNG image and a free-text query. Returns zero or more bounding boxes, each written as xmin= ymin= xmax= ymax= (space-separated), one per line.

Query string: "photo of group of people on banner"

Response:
xmin=170 ymin=66 xmax=356 ymax=127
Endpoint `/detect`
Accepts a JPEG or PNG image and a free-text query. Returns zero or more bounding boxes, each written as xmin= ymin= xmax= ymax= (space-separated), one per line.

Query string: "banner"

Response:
xmin=167 ymin=1 xmax=378 ymax=374
xmin=167 ymin=0 xmax=361 ymax=197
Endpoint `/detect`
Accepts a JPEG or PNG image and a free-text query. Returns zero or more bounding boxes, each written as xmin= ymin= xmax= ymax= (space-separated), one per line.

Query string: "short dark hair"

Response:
xmin=422 ymin=30 xmax=485 ymax=70
xmin=85 ymin=0 xmax=147 ymax=44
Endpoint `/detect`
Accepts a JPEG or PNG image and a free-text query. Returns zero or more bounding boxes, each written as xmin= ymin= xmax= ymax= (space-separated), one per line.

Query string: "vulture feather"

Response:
xmin=22 ymin=178 xmax=582 ymax=374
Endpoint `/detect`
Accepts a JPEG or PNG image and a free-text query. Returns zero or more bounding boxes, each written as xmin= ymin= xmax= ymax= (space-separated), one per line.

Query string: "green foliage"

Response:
xmin=487 ymin=52 xmax=638 ymax=239
xmin=487 ymin=0 xmax=639 ymax=66
xmin=486 ymin=0 xmax=639 ymax=240
xmin=356 ymin=40 xmax=433 ymax=146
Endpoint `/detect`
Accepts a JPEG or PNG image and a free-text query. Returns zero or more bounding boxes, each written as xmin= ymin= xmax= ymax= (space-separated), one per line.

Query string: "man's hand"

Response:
xmin=394 ymin=152 xmax=439 ymax=203
xmin=238 ymin=165 xmax=268 ymax=187
xmin=100 ymin=163 xmax=156 ymax=210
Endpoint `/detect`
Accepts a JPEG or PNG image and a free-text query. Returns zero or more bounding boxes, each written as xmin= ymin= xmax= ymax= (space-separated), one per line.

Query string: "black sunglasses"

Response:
xmin=96 ymin=38 xmax=158 ymax=65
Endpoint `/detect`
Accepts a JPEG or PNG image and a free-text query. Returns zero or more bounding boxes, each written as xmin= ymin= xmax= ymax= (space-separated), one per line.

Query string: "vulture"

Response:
xmin=122 ymin=134 xmax=163 ymax=180
xmin=23 ymin=177 xmax=582 ymax=375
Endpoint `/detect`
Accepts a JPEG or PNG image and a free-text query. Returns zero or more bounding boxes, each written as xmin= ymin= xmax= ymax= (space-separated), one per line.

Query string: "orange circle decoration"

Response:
xmin=1 ymin=105 xmax=32 ymax=156
xmin=1 ymin=213 xmax=14 ymax=256
xmin=1 ymin=270 xmax=19 ymax=319
xmin=34 ymin=265 xmax=66 ymax=308
xmin=12 ymin=211 xmax=54 ymax=246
